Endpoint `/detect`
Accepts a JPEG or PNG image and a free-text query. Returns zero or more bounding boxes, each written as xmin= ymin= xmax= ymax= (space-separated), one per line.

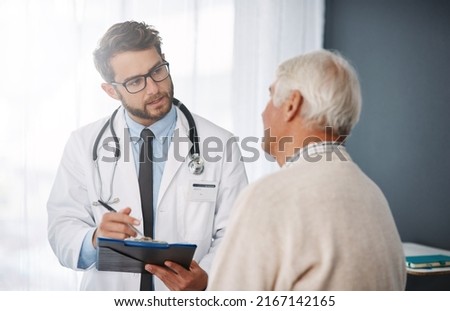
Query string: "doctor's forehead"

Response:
xmin=110 ymin=48 xmax=162 ymax=81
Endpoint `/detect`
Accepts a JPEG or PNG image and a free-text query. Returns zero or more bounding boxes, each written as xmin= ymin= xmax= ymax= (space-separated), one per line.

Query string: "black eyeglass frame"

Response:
xmin=110 ymin=61 xmax=170 ymax=94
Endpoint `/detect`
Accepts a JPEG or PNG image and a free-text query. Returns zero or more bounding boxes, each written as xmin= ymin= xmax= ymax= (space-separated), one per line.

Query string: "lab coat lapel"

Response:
xmin=157 ymin=107 xmax=190 ymax=207
xmin=106 ymin=107 xmax=143 ymax=220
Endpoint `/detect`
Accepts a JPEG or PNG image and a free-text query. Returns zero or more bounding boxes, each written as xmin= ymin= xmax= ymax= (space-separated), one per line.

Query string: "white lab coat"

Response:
xmin=47 ymin=105 xmax=248 ymax=290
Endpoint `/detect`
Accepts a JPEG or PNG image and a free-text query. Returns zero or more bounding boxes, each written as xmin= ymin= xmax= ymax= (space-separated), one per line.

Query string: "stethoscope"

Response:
xmin=92 ymin=98 xmax=204 ymax=205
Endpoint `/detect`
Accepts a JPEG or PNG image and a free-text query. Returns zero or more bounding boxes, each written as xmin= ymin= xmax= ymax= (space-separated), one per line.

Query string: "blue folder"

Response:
xmin=405 ymin=254 xmax=450 ymax=269
xmin=96 ymin=237 xmax=197 ymax=273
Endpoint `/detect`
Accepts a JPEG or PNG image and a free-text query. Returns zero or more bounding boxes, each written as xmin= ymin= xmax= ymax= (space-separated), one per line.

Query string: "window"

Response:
xmin=0 ymin=0 xmax=323 ymax=290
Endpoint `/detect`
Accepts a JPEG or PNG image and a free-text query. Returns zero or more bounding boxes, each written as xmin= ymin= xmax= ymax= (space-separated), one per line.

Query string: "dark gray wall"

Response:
xmin=324 ymin=0 xmax=450 ymax=290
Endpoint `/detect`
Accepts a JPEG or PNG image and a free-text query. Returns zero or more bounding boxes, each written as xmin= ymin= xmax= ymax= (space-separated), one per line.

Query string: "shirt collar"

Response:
xmin=284 ymin=141 xmax=346 ymax=168
xmin=124 ymin=104 xmax=177 ymax=144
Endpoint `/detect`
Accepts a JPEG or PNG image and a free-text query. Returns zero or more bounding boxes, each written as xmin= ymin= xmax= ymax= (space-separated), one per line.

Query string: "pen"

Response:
xmin=97 ymin=200 xmax=145 ymax=238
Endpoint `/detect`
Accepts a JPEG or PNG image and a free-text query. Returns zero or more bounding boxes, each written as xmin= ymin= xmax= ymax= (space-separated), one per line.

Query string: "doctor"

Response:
xmin=47 ymin=21 xmax=248 ymax=291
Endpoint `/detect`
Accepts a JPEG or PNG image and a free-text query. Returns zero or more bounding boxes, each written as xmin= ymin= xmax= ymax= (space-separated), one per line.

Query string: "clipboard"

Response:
xmin=96 ymin=237 xmax=197 ymax=273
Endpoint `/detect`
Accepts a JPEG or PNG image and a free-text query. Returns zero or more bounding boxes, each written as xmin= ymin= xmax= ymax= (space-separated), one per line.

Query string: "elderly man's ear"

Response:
xmin=283 ymin=90 xmax=303 ymax=122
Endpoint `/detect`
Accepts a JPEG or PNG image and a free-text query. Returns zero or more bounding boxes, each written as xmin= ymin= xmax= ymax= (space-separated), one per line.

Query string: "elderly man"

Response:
xmin=207 ymin=50 xmax=406 ymax=290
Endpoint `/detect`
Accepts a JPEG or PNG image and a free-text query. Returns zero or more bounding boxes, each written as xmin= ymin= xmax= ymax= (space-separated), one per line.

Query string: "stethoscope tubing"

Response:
xmin=92 ymin=98 xmax=204 ymax=204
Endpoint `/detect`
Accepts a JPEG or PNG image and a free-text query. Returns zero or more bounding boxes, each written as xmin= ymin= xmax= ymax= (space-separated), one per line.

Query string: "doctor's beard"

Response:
xmin=120 ymin=79 xmax=174 ymax=124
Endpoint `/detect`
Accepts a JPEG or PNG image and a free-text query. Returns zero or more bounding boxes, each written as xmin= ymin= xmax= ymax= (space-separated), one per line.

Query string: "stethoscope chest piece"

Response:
xmin=188 ymin=153 xmax=204 ymax=175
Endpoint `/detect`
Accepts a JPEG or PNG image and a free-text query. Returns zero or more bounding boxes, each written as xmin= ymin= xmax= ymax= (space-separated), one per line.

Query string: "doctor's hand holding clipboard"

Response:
xmin=145 ymin=259 xmax=208 ymax=291
xmin=94 ymin=200 xmax=208 ymax=291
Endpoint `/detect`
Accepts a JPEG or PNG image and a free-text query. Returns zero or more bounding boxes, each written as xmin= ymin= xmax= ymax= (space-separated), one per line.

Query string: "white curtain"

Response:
xmin=0 ymin=0 xmax=324 ymax=290
xmin=232 ymin=0 xmax=325 ymax=180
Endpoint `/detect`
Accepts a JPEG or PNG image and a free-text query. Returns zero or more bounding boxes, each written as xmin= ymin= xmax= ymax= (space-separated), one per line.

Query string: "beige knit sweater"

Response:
xmin=208 ymin=148 xmax=406 ymax=290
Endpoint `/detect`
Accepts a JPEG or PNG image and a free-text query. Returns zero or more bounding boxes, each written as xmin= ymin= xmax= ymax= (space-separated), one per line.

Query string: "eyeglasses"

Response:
xmin=111 ymin=62 xmax=170 ymax=94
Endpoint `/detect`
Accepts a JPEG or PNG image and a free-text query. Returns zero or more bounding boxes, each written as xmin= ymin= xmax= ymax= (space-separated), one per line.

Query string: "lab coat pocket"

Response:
xmin=183 ymin=201 xmax=216 ymax=241
xmin=188 ymin=181 xmax=218 ymax=202
xmin=182 ymin=181 xmax=218 ymax=240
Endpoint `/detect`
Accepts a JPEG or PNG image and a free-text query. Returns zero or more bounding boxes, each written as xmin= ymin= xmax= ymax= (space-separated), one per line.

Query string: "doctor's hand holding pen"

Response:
xmin=92 ymin=205 xmax=141 ymax=248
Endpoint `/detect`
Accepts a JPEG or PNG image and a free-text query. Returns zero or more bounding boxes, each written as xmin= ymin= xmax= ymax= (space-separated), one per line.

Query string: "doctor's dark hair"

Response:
xmin=93 ymin=21 xmax=163 ymax=83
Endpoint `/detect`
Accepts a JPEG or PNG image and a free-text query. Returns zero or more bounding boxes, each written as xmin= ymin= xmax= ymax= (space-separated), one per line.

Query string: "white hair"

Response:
xmin=273 ymin=49 xmax=362 ymax=135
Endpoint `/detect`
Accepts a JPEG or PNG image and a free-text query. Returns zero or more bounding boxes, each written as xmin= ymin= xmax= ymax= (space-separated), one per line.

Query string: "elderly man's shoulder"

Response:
xmin=238 ymin=154 xmax=368 ymax=206
xmin=238 ymin=165 xmax=303 ymax=202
